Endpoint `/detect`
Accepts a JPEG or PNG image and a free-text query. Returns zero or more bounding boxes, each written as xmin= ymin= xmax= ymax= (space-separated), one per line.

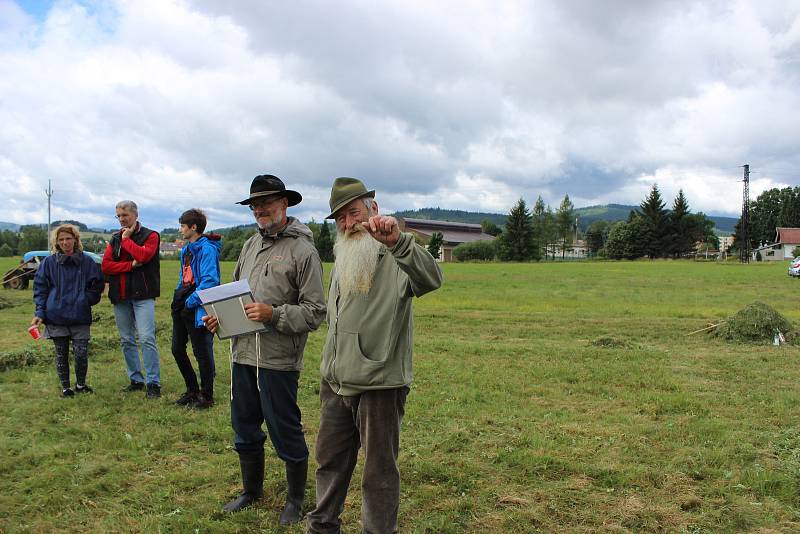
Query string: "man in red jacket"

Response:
xmin=101 ymin=200 xmax=162 ymax=398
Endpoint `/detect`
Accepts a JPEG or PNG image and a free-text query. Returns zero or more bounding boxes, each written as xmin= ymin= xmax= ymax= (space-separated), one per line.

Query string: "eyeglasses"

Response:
xmin=248 ymin=198 xmax=281 ymax=211
xmin=115 ymin=213 xmax=134 ymax=219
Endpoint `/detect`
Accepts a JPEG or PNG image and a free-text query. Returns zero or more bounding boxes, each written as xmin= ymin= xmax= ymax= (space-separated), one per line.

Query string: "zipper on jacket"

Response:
xmin=332 ymin=287 xmax=342 ymax=394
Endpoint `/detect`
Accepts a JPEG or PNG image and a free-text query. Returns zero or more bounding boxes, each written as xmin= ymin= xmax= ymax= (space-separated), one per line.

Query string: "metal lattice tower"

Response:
xmin=740 ymin=164 xmax=750 ymax=263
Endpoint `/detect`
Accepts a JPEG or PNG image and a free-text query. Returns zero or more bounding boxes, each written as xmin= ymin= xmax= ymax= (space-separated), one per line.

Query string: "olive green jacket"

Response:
xmin=231 ymin=218 xmax=326 ymax=371
xmin=321 ymin=232 xmax=443 ymax=395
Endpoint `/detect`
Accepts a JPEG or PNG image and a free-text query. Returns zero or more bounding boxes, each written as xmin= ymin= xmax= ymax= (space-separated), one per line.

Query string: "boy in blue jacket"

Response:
xmin=32 ymin=224 xmax=104 ymax=397
xmin=171 ymin=209 xmax=222 ymax=409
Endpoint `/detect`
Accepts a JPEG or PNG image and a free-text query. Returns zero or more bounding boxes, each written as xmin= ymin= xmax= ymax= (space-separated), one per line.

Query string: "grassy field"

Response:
xmin=2 ymin=256 xmax=800 ymax=532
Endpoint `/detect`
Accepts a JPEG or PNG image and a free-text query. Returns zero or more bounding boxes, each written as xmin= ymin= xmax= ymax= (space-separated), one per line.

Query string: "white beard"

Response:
xmin=334 ymin=227 xmax=382 ymax=298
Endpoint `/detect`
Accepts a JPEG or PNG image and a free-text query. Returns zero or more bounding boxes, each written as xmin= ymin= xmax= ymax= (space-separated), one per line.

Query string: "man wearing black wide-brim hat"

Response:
xmin=203 ymin=174 xmax=325 ymax=525
xmin=307 ymin=177 xmax=443 ymax=534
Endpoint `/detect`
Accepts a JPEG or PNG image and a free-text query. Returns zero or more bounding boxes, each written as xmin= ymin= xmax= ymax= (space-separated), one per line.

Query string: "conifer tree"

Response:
xmin=668 ymin=189 xmax=695 ymax=257
xmin=531 ymin=196 xmax=548 ymax=259
xmin=498 ymin=198 xmax=537 ymax=261
xmin=555 ymin=194 xmax=575 ymax=259
xmin=637 ymin=184 xmax=668 ymax=258
xmin=427 ymin=232 xmax=443 ymax=259
xmin=317 ymin=221 xmax=334 ymax=262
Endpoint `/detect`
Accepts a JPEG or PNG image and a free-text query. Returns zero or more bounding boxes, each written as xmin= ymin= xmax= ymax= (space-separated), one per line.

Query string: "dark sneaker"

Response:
xmin=190 ymin=393 xmax=214 ymax=409
xmin=123 ymin=381 xmax=145 ymax=392
xmin=146 ymin=383 xmax=161 ymax=399
xmin=62 ymin=388 xmax=75 ymax=398
xmin=174 ymin=391 xmax=198 ymax=406
xmin=75 ymin=384 xmax=94 ymax=394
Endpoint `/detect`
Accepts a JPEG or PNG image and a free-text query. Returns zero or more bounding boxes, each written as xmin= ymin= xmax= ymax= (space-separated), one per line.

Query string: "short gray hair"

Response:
xmin=116 ymin=200 xmax=138 ymax=213
xmin=362 ymin=198 xmax=376 ymax=213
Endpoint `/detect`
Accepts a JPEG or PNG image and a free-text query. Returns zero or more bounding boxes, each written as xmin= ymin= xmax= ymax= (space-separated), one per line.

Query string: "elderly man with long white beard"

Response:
xmin=306 ymin=177 xmax=443 ymax=534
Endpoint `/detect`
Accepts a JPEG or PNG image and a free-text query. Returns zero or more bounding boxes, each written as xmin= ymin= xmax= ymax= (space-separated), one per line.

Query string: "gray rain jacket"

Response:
xmin=231 ymin=217 xmax=326 ymax=371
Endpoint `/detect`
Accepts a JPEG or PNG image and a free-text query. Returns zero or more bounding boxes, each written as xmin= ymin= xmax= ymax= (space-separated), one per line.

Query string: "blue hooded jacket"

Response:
xmin=176 ymin=234 xmax=223 ymax=328
xmin=33 ymin=252 xmax=104 ymax=325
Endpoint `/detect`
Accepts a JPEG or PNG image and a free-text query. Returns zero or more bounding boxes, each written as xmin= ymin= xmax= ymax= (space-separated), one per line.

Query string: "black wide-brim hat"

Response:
xmin=236 ymin=174 xmax=302 ymax=207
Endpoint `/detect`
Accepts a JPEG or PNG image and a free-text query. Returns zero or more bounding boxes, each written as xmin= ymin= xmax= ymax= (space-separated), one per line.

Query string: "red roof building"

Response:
xmin=398 ymin=218 xmax=495 ymax=262
xmin=753 ymin=227 xmax=800 ymax=261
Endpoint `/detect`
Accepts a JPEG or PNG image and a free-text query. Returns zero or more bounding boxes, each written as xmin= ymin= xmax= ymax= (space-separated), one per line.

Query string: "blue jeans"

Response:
xmin=113 ymin=299 xmax=160 ymax=385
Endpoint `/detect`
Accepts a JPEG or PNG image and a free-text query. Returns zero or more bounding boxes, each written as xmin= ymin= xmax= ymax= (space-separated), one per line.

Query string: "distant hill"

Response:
xmin=390 ymin=208 xmax=506 ymax=226
xmin=575 ymin=204 xmax=639 ymax=229
xmin=1 ymin=207 xmax=741 ymax=237
xmin=211 ymin=223 xmax=258 ymax=235
xmin=51 ymin=220 xmax=89 ymax=231
xmin=575 ymin=205 xmax=737 ymax=234
xmin=391 ymin=205 xmax=738 ymax=234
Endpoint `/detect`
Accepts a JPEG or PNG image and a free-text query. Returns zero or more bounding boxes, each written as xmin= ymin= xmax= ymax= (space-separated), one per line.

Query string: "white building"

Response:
xmin=752 ymin=227 xmax=800 ymax=261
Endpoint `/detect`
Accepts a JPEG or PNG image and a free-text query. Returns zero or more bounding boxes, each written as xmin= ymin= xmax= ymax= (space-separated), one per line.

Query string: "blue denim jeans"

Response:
xmin=113 ymin=298 xmax=160 ymax=385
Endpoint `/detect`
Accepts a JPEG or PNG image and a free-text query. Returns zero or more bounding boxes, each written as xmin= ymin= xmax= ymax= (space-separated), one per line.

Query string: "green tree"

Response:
xmin=605 ymin=217 xmax=648 ymax=260
xmin=637 ymin=184 xmax=668 ymax=258
xmin=19 ymin=225 xmax=48 ymax=251
xmin=316 ymin=221 xmax=334 ymax=262
xmin=481 ymin=219 xmax=502 ymax=237
xmin=555 ymin=194 xmax=575 ymax=259
xmin=742 ymin=186 xmax=800 ymax=251
xmin=0 ymin=243 xmax=13 ymax=257
xmin=497 ymin=198 xmax=537 ymax=261
xmin=667 ymin=189 xmax=696 ymax=258
xmin=532 ymin=196 xmax=556 ymax=260
xmin=585 ymin=220 xmax=610 ymax=256
xmin=426 ymin=232 xmax=443 ymax=259
xmin=778 ymin=188 xmax=800 ymax=228
xmin=604 ymin=222 xmax=629 ymax=260
xmin=0 ymin=230 xmax=20 ymax=255
xmin=306 ymin=220 xmax=321 ymax=245
xmin=689 ymin=213 xmax=719 ymax=250
xmin=219 ymin=227 xmax=256 ymax=261
xmin=453 ymin=240 xmax=496 ymax=261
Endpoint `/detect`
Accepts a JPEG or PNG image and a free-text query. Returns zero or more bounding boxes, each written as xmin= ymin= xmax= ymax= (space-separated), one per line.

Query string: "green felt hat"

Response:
xmin=326 ymin=177 xmax=375 ymax=219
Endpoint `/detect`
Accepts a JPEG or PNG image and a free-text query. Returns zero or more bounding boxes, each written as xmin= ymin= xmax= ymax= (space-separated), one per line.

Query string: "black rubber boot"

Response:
xmin=223 ymin=450 xmax=265 ymax=513
xmin=279 ymin=458 xmax=307 ymax=525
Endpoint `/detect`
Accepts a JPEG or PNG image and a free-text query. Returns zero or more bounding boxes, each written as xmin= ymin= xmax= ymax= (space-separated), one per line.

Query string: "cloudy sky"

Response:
xmin=2 ymin=0 xmax=799 ymax=230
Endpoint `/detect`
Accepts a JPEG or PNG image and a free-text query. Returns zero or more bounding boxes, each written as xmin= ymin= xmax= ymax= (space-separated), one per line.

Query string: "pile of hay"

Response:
xmin=714 ymin=301 xmax=792 ymax=343
xmin=590 ymin=335 xmax=632 ymax=349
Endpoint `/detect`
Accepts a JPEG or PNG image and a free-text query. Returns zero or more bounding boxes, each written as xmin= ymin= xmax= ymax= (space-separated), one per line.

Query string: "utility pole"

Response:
xmin=574 ymin=216 xmax=579 ymax=258
xmin=45 ymin=179 xmax=53 ymax=249
xmin=740 ymin=164 xmax=750 ymax=264
xmin=574 ymin=216 xmax=578 ymax=243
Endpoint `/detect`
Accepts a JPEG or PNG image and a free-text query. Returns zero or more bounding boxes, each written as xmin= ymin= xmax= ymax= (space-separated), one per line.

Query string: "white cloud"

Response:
xmin=1 ymin=0 xmax=799 ymax=230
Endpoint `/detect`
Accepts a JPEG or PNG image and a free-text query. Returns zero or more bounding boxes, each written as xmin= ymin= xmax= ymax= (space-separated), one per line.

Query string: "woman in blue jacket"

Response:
xmin=32 ymin=224 xmax=104 ymax=397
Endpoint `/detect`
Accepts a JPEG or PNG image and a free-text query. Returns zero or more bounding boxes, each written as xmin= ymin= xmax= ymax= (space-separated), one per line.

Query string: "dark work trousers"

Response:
xmin=170 ymin=309 xmax=215 ymax=397
xmin=307 ymin=380 xmax=409 ymax=534
xmin=52 ymin=336 xmax=89 ymax=389
xmin=230 ymin=363 xmax=308 ymax=463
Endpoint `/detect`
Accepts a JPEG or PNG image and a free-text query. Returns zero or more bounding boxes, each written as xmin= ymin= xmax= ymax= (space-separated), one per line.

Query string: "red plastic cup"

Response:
xmin=28 ymin=325 xmax=42 ymax=340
